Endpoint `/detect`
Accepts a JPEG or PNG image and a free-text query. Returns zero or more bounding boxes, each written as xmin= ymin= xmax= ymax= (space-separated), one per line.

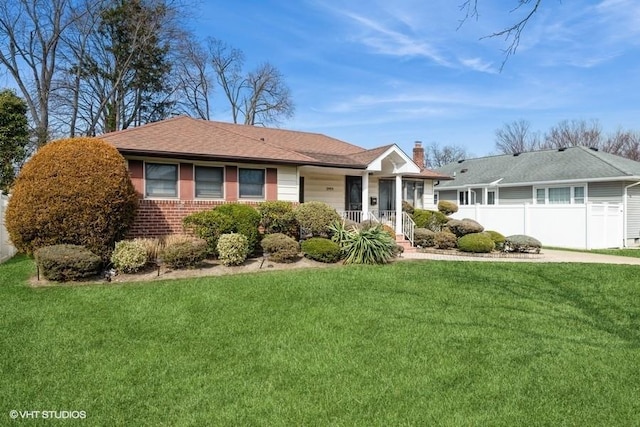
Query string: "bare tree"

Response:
xmin=459 ymin=0 xmax=544 ymax=68
xmin=495 ymin=119 xmax=541 ymax=154
xmin=601 ymin=129 xmax=640 ymax=161
xmin=0 ymin=0 xmax=80 ymax=146
xmin=542 ymin=119 xmax=602 ymax=149
xmin=425 ymin=142 xmax=469 ymax=168
xmin=209 ymin=38 xmax=294 ymax=126
xmin=173 ymin=35 xmax=213 ymax=119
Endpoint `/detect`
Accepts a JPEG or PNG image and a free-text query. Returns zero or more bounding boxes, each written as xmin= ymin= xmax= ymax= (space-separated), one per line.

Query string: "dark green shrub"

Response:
xmin=215 ymin=204 xmax=261 ymax=254
xmin=258 ymin=201 xmax=298 ymax=238
xmin=485 ymin=230 xmax=506 ymax=250
xmin=434 ymin=231 xmax=457 ymax=249
xmin=447 ymin=218 xmax=484 ymax=237
xmin=217 ymin=233 xmax=249 ymax=266
xmin=261 ymin=233 xmax=300 ymax=263
xmin=5 ymin=137 xmax=138 ymax=259
xmin=160 ymin=235 xmax=208 ymax=269
xmin=438 ymin=200 xmax=458 ymax=215
xmin=35 ymin=244 xmax=102 ymax=282
xmin=342 ymin=226 xmax=397 ymax=265
xmin=295 ymin=201 xmax=340 ymax=237
xmin=412 ymin=209 xmax=449 ymax=232
xmin=111 ymin=240 xmax=148 ymax=273
xmin=183 ymin=210 xmax=235 ymax=256
xmin=414 ymin=228 xmax=436 ymax=248
xmin=504 ymin=235 xmax=542 ymax=254
xmin=301 ymin=237 xmax=342 ymax=263
xmin=457 ymin=233 xmax=495 ymax=253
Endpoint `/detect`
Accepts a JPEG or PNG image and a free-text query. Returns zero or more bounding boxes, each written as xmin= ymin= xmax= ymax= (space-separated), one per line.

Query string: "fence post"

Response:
xmin=585 ymin=202 xmax=592 ymax=250
xmin=523 ymin=203 xmax=530 ymax=235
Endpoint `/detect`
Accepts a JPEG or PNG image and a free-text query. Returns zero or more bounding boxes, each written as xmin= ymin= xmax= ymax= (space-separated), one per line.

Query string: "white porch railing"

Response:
xmin=402 ymin=212 xmax=415 ymax=246
xmin=338 ymin=209 xmax=415 ymax=245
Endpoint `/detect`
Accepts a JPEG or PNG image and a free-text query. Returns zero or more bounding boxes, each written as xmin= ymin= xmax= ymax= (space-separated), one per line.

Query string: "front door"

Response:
xmin=345 ymin=176 xmax=362 ymax=211
xmin=379 ymin=179 xmax=395 ymax=212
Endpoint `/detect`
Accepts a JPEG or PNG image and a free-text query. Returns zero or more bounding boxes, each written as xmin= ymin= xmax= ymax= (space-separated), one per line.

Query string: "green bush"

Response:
xmin=412 ymin=209 xmax=449 ymax=232
xmin=485 ymin=230 xmax=506 ymax=251
xmin=446 ymin=218 xmax=484 ymax=237
xmin=301 ymin=237 xmax=342 ymax=263
xmin=457 ymin=233 xmax=495 ymax=253
xmin=504 ymin=235 xmax=542 ymax=254
xmin=35 ymin=244 xmax=102 ymax=282
xmin=160 ymin=236 xmax=208 ymax=269
xmin=111 ymin=240 xmax=148 ymax=273
xmin=214 ymin=204 xmax=261 ymax=254
xmin=216 ymin=233 xmax=250 ymax=266
xmin=5 ymin=137 xmax=138 ymax=259
xmin=342 ymin=225 xmax=398 ymax=265
xmin=183 ymin=210 xmax=235 ymax=256
xmin=295 ymin=201 xmax=340 ymax=237
xmin=261 ymin=233 xmax=300 ymax=263
xmin=438 ymin=200 xmax=458 ymax=215
xmin=414 ymin=228 xmax=436 ymax=248
xmin=434 ymin=231 xmax=457 ymax=250
xmin=258 ymin=201 xmax=298 ymax=238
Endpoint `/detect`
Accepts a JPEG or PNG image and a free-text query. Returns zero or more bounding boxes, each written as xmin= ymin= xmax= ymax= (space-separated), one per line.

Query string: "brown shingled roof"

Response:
xmin=101 ymin=116 xmax=449 ymax=179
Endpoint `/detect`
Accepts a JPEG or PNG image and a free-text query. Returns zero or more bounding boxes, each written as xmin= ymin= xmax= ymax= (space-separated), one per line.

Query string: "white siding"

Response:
xmin=588 ymin=181 xmax=623 ymax=203
xmin=423 ymin=180 xmax=436 ymax=209
xmin=277 ymin=166 xmax=298 ymax=202
xmin=302 ymin=173 xmax=345 ymax=210
xmin=438 ymin=190 xmax=457 ymax=203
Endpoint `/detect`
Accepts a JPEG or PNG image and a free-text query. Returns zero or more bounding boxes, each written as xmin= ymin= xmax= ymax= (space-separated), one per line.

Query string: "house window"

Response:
xmin=574 ymin=186 xmax=585 ymax=204
xmin=195 ymin=166 xmax=223 ymax=198
xmin=145 ymin=163 xmax=177 ymax=198
xmin=458 ymin=190 xmax=475 ymax=205
xmin=535 ymin=185 xmax=586 ymax=204
xmin=487 ymin=190 xmax=496 ymax=205
xmin=549 ymin=187 xmax=571 ymax=204
xmin=403 ymin=180 xmax=424 ymax=209
xmin=239 ymin=168 xmax=265 ymax=198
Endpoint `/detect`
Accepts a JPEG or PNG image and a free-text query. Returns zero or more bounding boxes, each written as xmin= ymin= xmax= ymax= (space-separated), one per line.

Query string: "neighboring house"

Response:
xmin=101 ymin=116 xmax=450 ymax=242
xmin=434 ymin=146 xmax=640 ymax=248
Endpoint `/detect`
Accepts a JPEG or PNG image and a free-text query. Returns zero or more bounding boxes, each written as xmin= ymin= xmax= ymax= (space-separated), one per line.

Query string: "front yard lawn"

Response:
xmin=1 ymin=255 xmax=639 ymax=426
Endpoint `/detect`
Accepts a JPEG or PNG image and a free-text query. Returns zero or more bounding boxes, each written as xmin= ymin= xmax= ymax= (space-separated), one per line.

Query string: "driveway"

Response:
xmin=403 ymin=248 xmax=640 ymax=265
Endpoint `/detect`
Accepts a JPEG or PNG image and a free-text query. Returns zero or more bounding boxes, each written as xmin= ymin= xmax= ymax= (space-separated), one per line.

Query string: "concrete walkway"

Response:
xmin=402 ymin=248 xmax=640 ymax=265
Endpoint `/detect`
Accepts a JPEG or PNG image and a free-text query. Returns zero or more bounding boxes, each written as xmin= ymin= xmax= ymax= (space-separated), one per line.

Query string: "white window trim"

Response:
xmin=458 ymin=189 xmax=476 ymax=205
xmin=193 ymin=164 xmax=226 ymax=200
xmin=144 ymin=161 xmax=179 ymax=200
xmin=533 ymin=184 xmax=587 ymax=205
xmin=238 ymin=167 xmax=266 ymax=200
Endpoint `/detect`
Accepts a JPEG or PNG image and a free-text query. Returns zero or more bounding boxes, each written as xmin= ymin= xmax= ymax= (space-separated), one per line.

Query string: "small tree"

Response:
xmin=5 ymin=137 xmax=138 ymax=258
xmin=0 ymin=89 xmax=29 ymax=193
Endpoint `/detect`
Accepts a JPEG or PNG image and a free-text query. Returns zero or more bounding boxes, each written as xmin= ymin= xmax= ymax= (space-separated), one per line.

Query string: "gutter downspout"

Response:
xmin=623 ymin=181 xmax=640 ymax=247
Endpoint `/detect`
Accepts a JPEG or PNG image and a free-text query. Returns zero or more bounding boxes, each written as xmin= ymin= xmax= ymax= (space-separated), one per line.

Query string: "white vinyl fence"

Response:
xmin=1 ymin=193 xmax=17 ymax=263
xmin=452 ymin=203 xmax=624 ymax=250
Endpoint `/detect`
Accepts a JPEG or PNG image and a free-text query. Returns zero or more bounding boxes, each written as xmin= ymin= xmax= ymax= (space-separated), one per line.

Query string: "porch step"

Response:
xmin=395 ymin=235 xmax=416 ymax=254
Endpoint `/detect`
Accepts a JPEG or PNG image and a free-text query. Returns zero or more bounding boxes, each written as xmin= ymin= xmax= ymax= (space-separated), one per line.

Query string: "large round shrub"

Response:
xmin=294 ymin=201 xmax=340 ymax=237
xmin=301 ymin=237 xmax=342 ymax=263
xmin=414 ymin=228 xmax=436 ymax=248
xmin=484 ymin=230 xmax=506 ymax=251
xmin=412 ymin=209 xmax=449 ymax=232
xmin=258 ymin=201 xmax=299 ymax=238
xmin=214 ymin=204 xmax=261 ymax=254
xmin=446 ymin=218 xmax=484 ymax=237
xmin=183 ymin=209 xmax=236 ymax=256
xmin=5 ymin=137 xmax=138 ymax=259
xmin=438 ymin=200 xmax=458 ymax=215
xmin=457 ymin=233 xmax=495 ymax=253
xmin=261 ymin=233 xmax=300 ymax=263
xmin=434 ymin=231 xmax=457 ymax=249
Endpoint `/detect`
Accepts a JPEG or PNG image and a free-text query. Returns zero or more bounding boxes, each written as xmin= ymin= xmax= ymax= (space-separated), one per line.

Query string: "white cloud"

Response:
xmin=458 ymin=57 xmax=498 ymax=74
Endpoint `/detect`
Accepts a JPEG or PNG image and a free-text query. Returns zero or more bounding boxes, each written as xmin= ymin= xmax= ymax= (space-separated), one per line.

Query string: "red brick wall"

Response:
xmin=128 ymin=199 xmax=265 ymax=238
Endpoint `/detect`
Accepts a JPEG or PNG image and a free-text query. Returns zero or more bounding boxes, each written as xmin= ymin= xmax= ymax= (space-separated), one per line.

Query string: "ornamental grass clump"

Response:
xmin=342 ymin=225 xmax=397 ymax=265
xmin=111 ymin=240 xmax=148 ymax=273
xmin=216 ymin=233 xmax=250 ymax=266
xmin=35 ymin=244 xmax=102 ymax=282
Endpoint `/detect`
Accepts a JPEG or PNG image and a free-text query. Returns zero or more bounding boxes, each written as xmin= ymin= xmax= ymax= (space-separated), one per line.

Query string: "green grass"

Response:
xmin=546 ymin=246 xmax=640 ymax=258
xmin=1 ymin=255 xmax=639 ymax=426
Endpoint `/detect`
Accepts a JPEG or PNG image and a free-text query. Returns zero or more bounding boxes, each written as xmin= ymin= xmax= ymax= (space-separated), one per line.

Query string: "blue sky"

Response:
xmin=197 ymin=0 xmax=640 ymax=159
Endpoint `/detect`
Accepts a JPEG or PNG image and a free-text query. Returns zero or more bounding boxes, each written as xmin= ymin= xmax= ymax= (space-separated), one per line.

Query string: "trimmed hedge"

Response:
xmin=504 ymin=235 xmax=542 ymax=254
xmin=258 ymin=201 xmax=298 ymax=238
xmin=412 ymin=209 xmax=449 ymax=232
xmin=35 ymin=244 xmax=102 ymax=282
xmin=457 ymin=233 xmax=495 ymax=253
xmin=485 ymin=230 xmax=506 ymax=251
xmin=295 ymin=201 xmax=340 ymax=237
xmin=434 ymin=231 xmax=457 ymax=249
xmin=438 ymin=200 xmax=458 ymax=215
xmin=5 ymin=137 xmax=138 ymax=259
xmin=301 ymin=237 xmax=342 ymax=263
xmin=111 ymin=240 xmax=148 ymax=273
xmin=160 ymin=236 xmax=208 ymax=269
xmin=214 ymin=204 xmax=261 ymax=254
xmin=414 ymin=228 xmax=436 ymax=248
xmin=261 ymin=233 xmax=300 ymax=263
xmin=447 ymin=218 xmax=484 ymax=237
xmin=216 ymin=233 xmax=250 ymax=266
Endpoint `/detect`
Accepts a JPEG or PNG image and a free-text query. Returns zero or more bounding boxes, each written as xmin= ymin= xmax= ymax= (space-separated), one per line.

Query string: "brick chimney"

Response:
xmin=413 ymin=141 xmax=424 ymax=169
